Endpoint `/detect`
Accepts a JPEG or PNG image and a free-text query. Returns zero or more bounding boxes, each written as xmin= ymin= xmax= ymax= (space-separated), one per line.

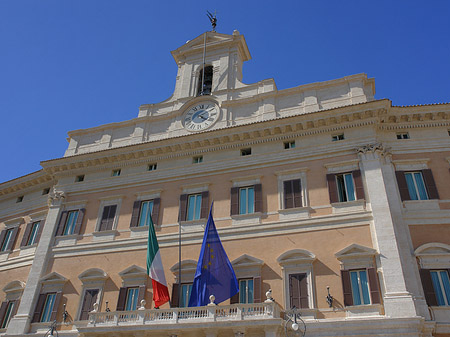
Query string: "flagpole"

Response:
xmin=178 ymin=216 xmax=182 ymax=306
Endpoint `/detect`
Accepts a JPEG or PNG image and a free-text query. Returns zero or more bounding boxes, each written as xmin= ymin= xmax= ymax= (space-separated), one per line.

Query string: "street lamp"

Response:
xmin=283 ymin=307 xmax=306 ymax=337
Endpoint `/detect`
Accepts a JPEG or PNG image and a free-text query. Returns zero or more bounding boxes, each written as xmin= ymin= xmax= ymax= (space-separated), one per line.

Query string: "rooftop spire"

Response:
xmin=206 ymin=10 xmax=217 ymax=32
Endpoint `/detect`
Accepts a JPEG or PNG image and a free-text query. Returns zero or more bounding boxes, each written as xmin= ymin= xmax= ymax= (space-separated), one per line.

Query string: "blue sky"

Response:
xmin=0 ymin=1 xmax=449 ymax=183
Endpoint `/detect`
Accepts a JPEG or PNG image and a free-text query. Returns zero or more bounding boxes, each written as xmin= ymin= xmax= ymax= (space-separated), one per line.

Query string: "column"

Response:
xmin=6 ymin=189 xmax=65 ymax=335
xmin=357 ymin=144 xmax=430 ymax=319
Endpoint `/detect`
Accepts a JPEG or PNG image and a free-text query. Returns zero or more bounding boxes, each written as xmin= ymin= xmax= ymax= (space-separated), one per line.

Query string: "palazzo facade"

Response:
xmin=1 ymin=31 xmax=450 ymax=337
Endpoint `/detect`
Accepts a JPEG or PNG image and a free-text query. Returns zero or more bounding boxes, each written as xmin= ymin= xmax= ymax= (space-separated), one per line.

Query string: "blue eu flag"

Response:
xmin=188 ymin=203 xmax=239 ymax=307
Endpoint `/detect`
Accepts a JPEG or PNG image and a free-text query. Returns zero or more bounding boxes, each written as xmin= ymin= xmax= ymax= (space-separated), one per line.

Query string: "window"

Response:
xmin=0 ymin=300 xmax=16 ymax=329
xmin=79 ymin=289 xmax=99 ymax=320
xmin=42 ymin=188 xmax=50 ymax=195
xmin=430 ymin=270 xmax=450 ymax=306
xmin=55 ymin=209 xmax=85 ymax=236
xmin=327 ymin=170 xmax=364 ymax=203
xmin=125 ymin=287 xmax=139 ymax=311
xmin=336 ymin=173 xmax=356 ymax=202
xmin=148 ymin=163 xmax=157 ymax=171
xmin=230 ymin=184 xmax=262 ymax=216
xmin=196 ymin=65 xmax=213 ymax=96
xmin=138 ymin=200 xmax=154 ymax=226
xmin=21 ymin=221 xmax=41 ymax=246
xmin=63 ymin=210 xmax=78 ymax=235
xmin=179 ymin=192 xmax=209 ymax=222
xmin=32 ymin=292 xmax=62 ymax=323
xmin=395 ymin=169 xmax=439 ymax=201
xmin=187 ymin=194 xmax=202 ymax=221
xmin=240 ymin=148 xmax=251 ymax=156
xmin=41 ymin=293 xmax=56 ymax=322
xmin=75 ymin=175 xmax=85 ymax=182
xmin=405 ymin=172 xmax=428 ymax=200
xmin=0 ymin=228 xmax=14 ymax=252
xmin=283 ymin=179 xmax=302 ymax=209
xmin=98 ymin=205 xmax=117 ymax=231
xmin=332 ymin=134 xmax=344 ymax=141
xmin=239 ymin=279 xmax=254 ymax=304
xmin=116 ymin=285 xmax=145 ymax=311
xmin=180 ymin=283 xmax=192 ymax=308
xmin=239 ymin=186 xmax=254 ymax=214
xmin=396 ymin=133 xmax=410 ymax=139
xmin=192 ymin=156 xmax=203 ymax=164
xmin=420 ymin=269 xmax=450 ymax=307
xmin=16 ymin=196 xmax=23 ymax=203
xmin=112 ymin=169 xmax=121 ymax=177
xmin=341 ymin=268 xmax=380 ymax=306
xmin=284 ymin=141 xmax=295 ymax=149
xmin=130 ymin=198 xmax=160 ymax=228
xmin=349 ymin=270 xmax=371 ymax=305
xmin=289 ymin=273 xmax=309 ymax=309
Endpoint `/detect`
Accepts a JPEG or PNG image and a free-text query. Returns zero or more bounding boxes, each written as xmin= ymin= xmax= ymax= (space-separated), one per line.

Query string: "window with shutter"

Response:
xmin=283 ymin=179 xmax=302 ymax=209
xmin=327 ymin=171 xmax=364 ymax=203
xmin=396 ymin=169 xmax=439 ymax=201
xmin=289 ymin=273 xmax=308 ymax=309
xmin=341 ymin=268 xmax=381 ymax=306
xmin=79 ymin=289 xmax=99 ymax=320
xmin=99 ymin=205 xmax=117 ymax=231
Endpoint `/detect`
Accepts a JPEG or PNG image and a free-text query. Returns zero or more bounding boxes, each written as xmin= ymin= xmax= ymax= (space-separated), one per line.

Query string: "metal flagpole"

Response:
xmin=178 ymin=215 xmax=182 ymax=306
xmin=200 ymin=32 xmax=207 ymax=95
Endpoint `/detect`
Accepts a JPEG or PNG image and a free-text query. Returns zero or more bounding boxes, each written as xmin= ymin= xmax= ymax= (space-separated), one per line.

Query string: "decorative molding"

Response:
xmin=356 ymin=143 xmax=390 ymax=157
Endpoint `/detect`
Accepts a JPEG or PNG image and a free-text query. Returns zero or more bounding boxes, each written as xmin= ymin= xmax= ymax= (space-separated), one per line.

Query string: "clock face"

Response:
xmin=183 ymin=102 xmax=219 ymax=131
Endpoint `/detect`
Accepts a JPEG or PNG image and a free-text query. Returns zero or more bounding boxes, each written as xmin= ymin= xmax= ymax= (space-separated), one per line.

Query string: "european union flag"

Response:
xmin=188 ymin=203 xmax=239 ymax=307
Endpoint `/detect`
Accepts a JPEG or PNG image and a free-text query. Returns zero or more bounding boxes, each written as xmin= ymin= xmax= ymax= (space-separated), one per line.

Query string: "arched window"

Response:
xmin=197 ymin=66 xmax=213 ymax=96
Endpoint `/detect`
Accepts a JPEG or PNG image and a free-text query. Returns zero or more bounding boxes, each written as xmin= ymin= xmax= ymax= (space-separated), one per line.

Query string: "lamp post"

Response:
xmin=283 ymin=307 xmax=306 ymax=337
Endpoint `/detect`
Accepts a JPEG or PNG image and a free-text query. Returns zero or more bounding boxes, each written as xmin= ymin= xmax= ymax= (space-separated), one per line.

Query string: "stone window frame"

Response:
xmin=0 ymin=281 xmax=25 ymax=330
xmin=335 ymin=244 xmax=382 ymax=315
xmin=170 ymin=260 xmax=197 ymax=308
xmin=130 ymin=189 xmax=162 ymax=237
xmin=324 ymin=160 xmax=365 ymax=214
xmin=275 ymin=168 xmax=310 ymax=220
xmin=0 ymin=218 xmax=23 ymax=261
xmin=393 ymin=159 xmax=440 ymax=210
xmin=230 ymin=254 xmax=264 ymax=304
xmin=54 ymin=201 xmax=87 ymax=246
xmin=92 ymin=195 xmax=123 ymax=241
xmin=230 ymin=175 xmax=262 ymax=226
xmin=178 ymin=183 xmax=210 ymax=231
xmin=75 ymin=268 xmax=108 ymax=321
xmin=117 ymin=265 xmax=148 ymax=311
xmin=277 ymin=249 xmax=316 ymax=316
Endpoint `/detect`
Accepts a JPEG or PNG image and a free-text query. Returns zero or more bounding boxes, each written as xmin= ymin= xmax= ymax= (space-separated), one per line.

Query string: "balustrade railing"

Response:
xmin=88 ymin=302 xmax=280 ymax=327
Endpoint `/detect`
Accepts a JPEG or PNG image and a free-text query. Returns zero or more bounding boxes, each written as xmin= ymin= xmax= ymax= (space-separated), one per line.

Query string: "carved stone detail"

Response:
xmin=47 ymin=187 xmax=65 ymax=207
xmin=356 ymin=143 xmax=391 ymax=157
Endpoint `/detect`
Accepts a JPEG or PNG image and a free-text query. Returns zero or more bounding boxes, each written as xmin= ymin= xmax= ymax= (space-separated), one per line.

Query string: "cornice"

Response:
xmin=42 ymin=102 xmax=388 ymax=177
xmin=0 ymin=171 xmax=54 ymax=197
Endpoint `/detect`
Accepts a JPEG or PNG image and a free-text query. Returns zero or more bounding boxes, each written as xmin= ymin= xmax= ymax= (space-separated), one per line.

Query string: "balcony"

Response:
xmin=78 ymin=302 xmax=282 ymax=336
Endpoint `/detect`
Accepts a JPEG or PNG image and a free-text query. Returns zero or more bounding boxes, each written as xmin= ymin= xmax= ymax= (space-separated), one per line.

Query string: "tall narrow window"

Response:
xmin=27 ymin=222 xmax=40 ymax=246
xmin=350 ymin=270 xmax=371 ymax=305
xmin=239 ymin=187 xmax=255 ymax=215
xmin=79 ymin=289 xmax=99 ymax=320
xmin=405 ymin=172 xmax=428 ymax=200
xmin=63 ymin=210 xmax=79 ymax=235
xmin=0 ymin=228 xmax=14 ymax=252
xmin=125 ymin=287 xmax=139 ymax=311
xmin=289 ymin=273 xmax=309 ymax=309
xmin=187 ymin=194 xmax=202 ymax=221
xmin=239 ymin=279 xmax=254 ymax=304
xmin=180 ymin=283 xmax=193 ymax=308
xmin=430 ymin=270 xmax=450 ymax=306
xmin=336 ymin=173 xmax=356 ymax=202
xmin=284 ymin=179 xmax=302 ymax=209
xmin=197 ymin=66 xmax=213 ymax=96
xmin=0 ymin=301 xmax=16 ymax=328
xmin=40 ymin=293 xmax=56 ymax=322
xmin=138 ymin=200 xmax=154 ymax=227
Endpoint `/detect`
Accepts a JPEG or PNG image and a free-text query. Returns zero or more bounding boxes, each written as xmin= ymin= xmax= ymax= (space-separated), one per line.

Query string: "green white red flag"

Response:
xmin=146 ymin=215 xmax=170 ymax=307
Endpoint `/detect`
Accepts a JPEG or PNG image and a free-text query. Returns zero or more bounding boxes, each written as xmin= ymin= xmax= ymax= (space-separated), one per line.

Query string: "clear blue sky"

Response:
xmin=1 ymin=0 xmax=449 ymax=183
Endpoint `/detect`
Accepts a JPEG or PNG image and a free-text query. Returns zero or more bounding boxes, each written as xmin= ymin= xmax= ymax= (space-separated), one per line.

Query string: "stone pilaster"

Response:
xmin=357 ymin=144 xmax=430 ymax=319
xmin=6 ymin=189 xmax=65 ymax=335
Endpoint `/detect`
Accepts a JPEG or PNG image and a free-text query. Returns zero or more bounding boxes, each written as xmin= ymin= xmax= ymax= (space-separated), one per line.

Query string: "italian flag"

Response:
xmin=147 ymin=215 xmax=170 ymax=308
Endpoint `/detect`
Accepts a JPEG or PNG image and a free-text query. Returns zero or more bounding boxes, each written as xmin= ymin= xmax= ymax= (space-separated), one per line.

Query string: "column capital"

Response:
xmin=47 ymin=187 xmax=65 ymax=207
xmin=356 ymin=143 xmax=391 ymax=161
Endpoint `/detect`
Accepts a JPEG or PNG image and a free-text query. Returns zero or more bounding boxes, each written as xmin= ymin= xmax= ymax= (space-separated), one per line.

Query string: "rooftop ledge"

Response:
xmin=80 ymin=302 xmax=281 ymax=332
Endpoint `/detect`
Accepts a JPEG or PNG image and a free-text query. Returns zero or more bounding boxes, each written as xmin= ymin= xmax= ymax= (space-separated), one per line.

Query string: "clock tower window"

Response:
xmin=197 ymin=65 xmax=213 ymax=96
